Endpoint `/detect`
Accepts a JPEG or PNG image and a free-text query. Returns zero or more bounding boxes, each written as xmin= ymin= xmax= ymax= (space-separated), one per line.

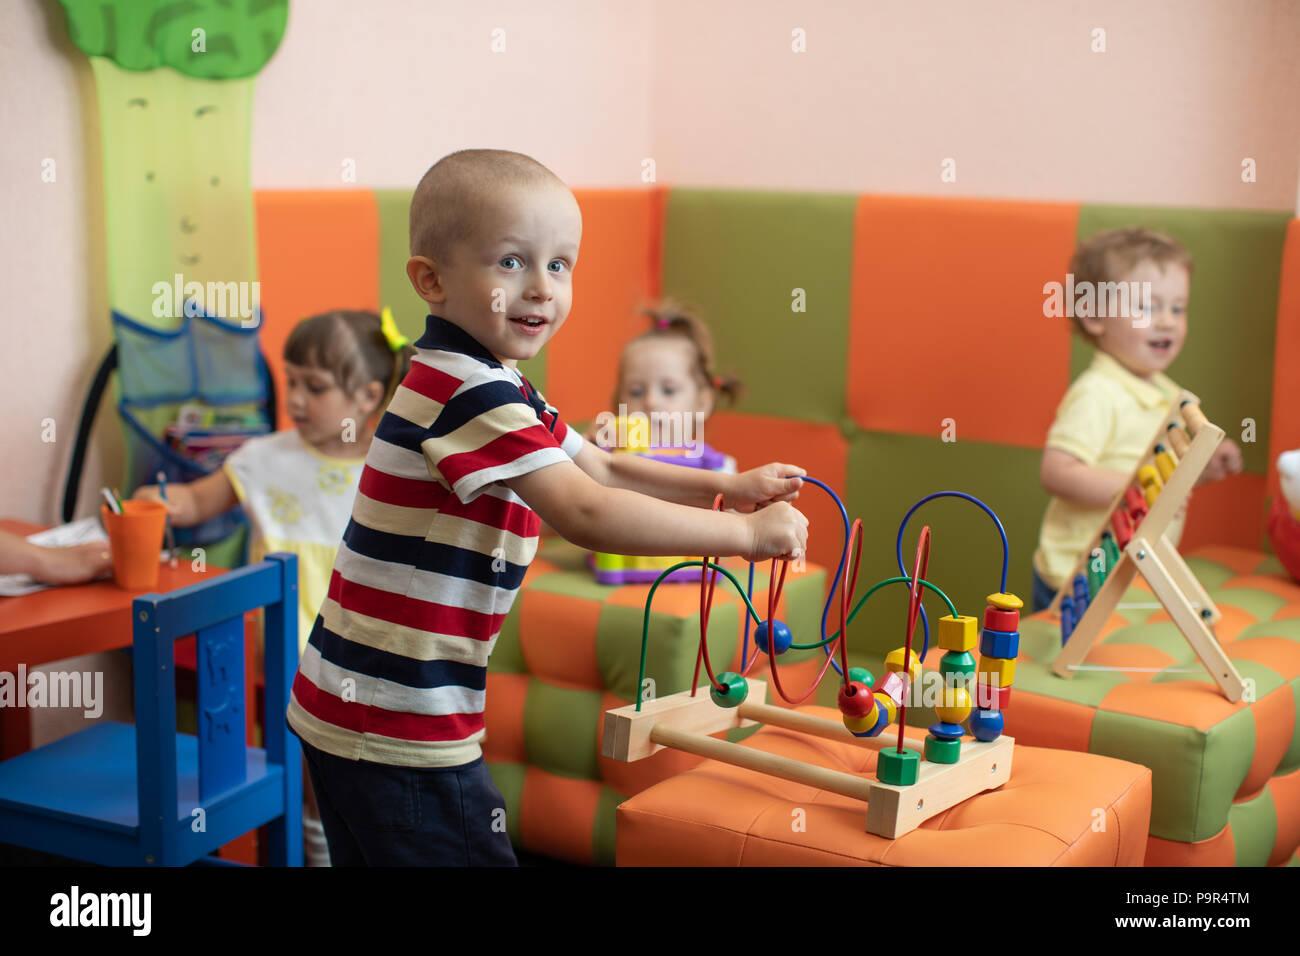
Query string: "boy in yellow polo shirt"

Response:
xmin=1032 ymin=228 xmax=1243 ymax=611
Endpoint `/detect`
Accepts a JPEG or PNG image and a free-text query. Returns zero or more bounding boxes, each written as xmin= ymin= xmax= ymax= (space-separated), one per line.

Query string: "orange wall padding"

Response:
xmin=1268 ymin=218 xmax=1300 ymax=500
xmin=1181 ymin=473 xmax=1268 ymax=552
xmin=254 ymin=191 xmax=380 ymax=431
xmin=847 ymin=195 xmax=1079 ymax=448
xmin=544 ymin=188 xmax=665 ymax=423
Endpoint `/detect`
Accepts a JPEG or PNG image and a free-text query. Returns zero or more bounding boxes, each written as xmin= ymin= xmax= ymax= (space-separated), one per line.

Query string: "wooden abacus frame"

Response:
xmin=1049 ymin=393 xmax=1245 ymax=701
xmin=603 ymin=679 xmax=1014 ymax=839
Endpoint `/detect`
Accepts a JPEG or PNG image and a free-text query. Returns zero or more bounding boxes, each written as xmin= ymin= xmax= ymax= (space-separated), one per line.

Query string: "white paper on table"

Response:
xmin=0 ymin=517 xmax=110 ymax=597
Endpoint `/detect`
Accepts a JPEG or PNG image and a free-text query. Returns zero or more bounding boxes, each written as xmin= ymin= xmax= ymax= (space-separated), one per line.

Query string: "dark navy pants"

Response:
xmin=300 ymin=739 xmax=517 ymax=867
xmin=1031 ymin=567 xmax=1057 ymax=614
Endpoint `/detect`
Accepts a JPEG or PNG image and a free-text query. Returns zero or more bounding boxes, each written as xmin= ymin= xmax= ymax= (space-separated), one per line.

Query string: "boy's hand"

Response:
xmin=727 ymin=463 xmax=806 ymax=513
xmin=1198 ymin=440 xmax=1243 ymax=485
xmin=742 ymin=501 xmax=809 ymax=563
xmin=133 ymin=484 xmax=184 ymax=519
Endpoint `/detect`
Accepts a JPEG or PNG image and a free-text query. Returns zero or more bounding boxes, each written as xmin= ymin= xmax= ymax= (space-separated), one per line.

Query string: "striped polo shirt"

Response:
xmin=286 ymin=315 xmax=583 ymax=767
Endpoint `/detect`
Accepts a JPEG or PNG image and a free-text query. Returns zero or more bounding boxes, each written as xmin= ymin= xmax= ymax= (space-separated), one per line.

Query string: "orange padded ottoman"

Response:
xmin=616 ymin=706 xmax=1152 ymax=866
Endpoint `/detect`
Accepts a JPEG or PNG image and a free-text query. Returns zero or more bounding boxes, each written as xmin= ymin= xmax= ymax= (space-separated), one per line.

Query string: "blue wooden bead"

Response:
xmin=929 ymin=721 xmax=965 ymax=741
xmin=709 ymin=671 xmax=748 ymax=708
xmin=866 ymin=703 xmax=890 ymax=736
xmin=753 ymin=619 xmax=792 ymax=655
xmin=968 ymin=708 xmax=1004 ymax=742
xmin=1072 ymin=574 xmax=1090 ymax=614
xmin=1060 ymin=597 xmax=1076 ymax=645
xmin=979 ymin=627 xmax=1020 ymax=659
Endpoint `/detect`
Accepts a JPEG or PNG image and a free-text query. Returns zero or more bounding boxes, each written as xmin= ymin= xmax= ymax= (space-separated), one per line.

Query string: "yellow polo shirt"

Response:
xmin=1033 ymin=351 xmax=1187 ymax=590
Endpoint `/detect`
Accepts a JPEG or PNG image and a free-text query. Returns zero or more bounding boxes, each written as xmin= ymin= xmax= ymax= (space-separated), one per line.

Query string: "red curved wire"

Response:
xmin=895 ymin=525 xmax=932 ymax=753
xmin=692 ymin=494 xmax=728 ymax=695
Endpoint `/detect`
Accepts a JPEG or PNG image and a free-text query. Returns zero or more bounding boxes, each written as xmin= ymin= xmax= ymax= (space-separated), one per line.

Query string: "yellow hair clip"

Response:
xmin=379 ymin=306 xmax=410 ymax=352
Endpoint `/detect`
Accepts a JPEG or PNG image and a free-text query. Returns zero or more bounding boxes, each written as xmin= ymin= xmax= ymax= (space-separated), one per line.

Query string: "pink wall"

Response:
xmin=2 ymin=0 xmax=1297 ymax=523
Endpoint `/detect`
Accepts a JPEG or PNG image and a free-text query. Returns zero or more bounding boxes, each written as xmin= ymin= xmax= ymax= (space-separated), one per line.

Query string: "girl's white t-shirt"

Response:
xmin=223 ymin=430 xmax=365 ymax=653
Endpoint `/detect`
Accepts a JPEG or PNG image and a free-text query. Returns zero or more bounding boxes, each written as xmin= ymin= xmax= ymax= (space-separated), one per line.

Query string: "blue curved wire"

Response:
xmin=895 ymin=489 xmax=1010 ymax=596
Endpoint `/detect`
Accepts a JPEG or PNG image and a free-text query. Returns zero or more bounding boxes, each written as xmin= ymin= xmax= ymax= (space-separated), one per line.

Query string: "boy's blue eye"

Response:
xmin=500 ymin=256 xmax=522 ymax=269
xmin=548 ymin=260 xmax=568 ymax=274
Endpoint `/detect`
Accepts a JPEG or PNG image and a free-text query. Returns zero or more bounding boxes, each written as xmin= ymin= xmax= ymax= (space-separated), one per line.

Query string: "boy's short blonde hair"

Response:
xmin=1067 ymin=227 xmax=1194 ymax=341
xmin=409 ymin=149 xmax=565 ymax=261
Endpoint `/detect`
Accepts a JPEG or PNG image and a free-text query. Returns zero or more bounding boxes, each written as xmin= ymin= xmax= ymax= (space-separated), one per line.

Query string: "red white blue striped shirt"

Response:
xmin=286 ymin=316 xmax=583 ymax=767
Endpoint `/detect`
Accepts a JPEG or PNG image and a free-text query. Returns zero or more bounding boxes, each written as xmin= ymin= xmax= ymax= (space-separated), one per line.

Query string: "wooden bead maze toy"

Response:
xmin=1049 ymin=395 xmax=1245 ymax=701
xmin=602 ymin=484 xmax=1018 ymax=839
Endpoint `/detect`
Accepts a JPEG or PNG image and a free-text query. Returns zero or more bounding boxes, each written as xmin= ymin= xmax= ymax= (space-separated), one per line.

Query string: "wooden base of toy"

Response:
xmin=602 ymin=681 xmax=1014 ymax=839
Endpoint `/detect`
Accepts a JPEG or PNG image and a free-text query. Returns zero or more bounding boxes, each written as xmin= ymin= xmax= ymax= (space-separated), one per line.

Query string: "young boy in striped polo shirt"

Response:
xmin=286 ymin=149 xmax=809 ymax=865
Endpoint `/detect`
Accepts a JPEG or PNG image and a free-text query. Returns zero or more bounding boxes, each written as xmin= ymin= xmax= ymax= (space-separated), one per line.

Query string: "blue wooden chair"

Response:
xmin=0 ymin=553 xmax=302 ymax=866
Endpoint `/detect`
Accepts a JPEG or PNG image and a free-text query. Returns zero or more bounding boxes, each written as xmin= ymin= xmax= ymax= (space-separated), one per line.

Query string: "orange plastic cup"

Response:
xmin=101 ymin=500 xmax=167 ymax=590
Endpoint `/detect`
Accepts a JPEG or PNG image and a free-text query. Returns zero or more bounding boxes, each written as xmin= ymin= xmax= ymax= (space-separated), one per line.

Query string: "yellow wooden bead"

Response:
xmin=843 ymin=704 xmax=879 ymax=733
xmin=935 ymin=685 xmax=972 ymax=724
xmin=875 ymin=692 xmax=897 ymax=724
xmin=978 ymin=656 xmax=1016 ymax=686
xmin=986 ymin=592 xmax=1024 ymax=611
xmin=937 ymin=614 xmax=978 ymax=652
xmin=884 ymin=647 xmax=923 ymax=684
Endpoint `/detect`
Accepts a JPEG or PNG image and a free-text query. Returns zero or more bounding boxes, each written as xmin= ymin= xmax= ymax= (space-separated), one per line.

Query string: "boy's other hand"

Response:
xmin=1199 ymin=440 xmax=1244 ymax=485
xmin=729 ymin=463 xmax=806 ymax=513
xmin=132 ymin=484 xmax=176 ymax=514
xmin=743 ymin=501 xmax=809 ymax=563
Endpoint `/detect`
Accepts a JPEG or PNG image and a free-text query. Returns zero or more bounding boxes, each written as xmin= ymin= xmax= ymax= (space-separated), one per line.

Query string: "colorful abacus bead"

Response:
xmin=1138 ymin=464 xmax=1163 ymax=505
xmin=1166 ymin=422 xmax=1192 ymax=457
xmin=872 ymin=684 xmax=899 ymax=725
xmin=709 ymin=671 xmax=748 ymax=708
xmin=975 ymin=680 xmax=1011 ymax=712
xmin=1125 ymin=486 xmax=1148 ymax=525
xmin=1088 ymin=549 xmax=1108 ymax=598
xmin=843 ymin=712 xmax=877 ymax=734
xmin=983 ymin=605 xmax=1019 ymax=632
xmin=1112 ymin=508 xmax=1134 ymax=547
xmin=1101 ymin=530 xmax=1121 ymax=569
xmin=980 ymin=628 xmax=1019 ymax=659
xmin=969 ymin=708 xmax=1005 ymax=742
xmin=753 ymin=619 xmax=792 ymax=655
xmin=1154 ymin=444 xmax=1178 ymax=483
xmin=1072 ymin=574 xmax=1090 ymax=616
xmin=1181 ymin=399 xmax=1208 ymax=436
xmin=938 ymin=614 xmax=978 ymax=651
xmin=978 ymin=656 xmax=1016 ymax=687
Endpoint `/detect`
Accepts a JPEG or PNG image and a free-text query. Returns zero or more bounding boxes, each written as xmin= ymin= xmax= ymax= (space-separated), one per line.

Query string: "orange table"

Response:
xmin=0 ymin=518 xmax=226 ymax=758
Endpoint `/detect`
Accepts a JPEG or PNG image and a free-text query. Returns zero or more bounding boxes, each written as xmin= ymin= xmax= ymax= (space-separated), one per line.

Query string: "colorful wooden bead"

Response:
xmin=873 ymin=688 xmax=898 ymax=724
xmin=884 ymin=647 xmax=922 ymax=684
xmin=1087 ymin=551 xmax=1108 ymax=598
xmin=709 ymin=671 xmax=748 ymax=708
xmin=938 ymin=614 xmax=978 ymax=652
xmin=842 ymin=712 xmax=876 ymax=734
xmin=938 ymin=650 xmax=976 ymax=683
xmin=983 ymin=606 xmax=1019 ymax=632
xmin=1154 ymin=444 xmax=1177 ymax=483
xmin=986 ymin=592 xmax=1024 ymax=611
xmin=1112 ymin=508 xmax=1134 ymax=547
xmin=935 ymin=685 xmax=972 ymax=724
xmin=838 ymin=681 xmax=877 ymax=718
xmin=974 ymin=681 xmax=1011 ymax=711
xmin=1166 ymin=423 xmax=1191 ymax=457
xmin=1100 ymin=530 xmax=1121 ymax=569
xmin=925 ymin=734 xmax=961 ymax=764
xmin=876 ymin=747 xmax=921 ymax=786
xmin=1073 ymin=574 xmax=1090 ymax=615
xmin=1181 ymin=399 xmax=1208 ymax=436
xmin=929 ymin=721 xmax=965 ymax=740
xmin=1125 ymin=486 xmax=1148 ymax=524
xmin=848 ymin=666 xmax=875 ymax=688
xmin=977 ymin=657 xmax=1016 ymax=686
xmin=979 ymin=627 xmax=1020 ymax=659
xmin=873 ymin=670 xmax=907 ymax=709
xmin=968 ymin=708 xmax=1005 ymax=742
xmin=753 ymin=619 xmax=792 ymax=655
xmin=1060 ymin=598 xmax=1076 ymax=645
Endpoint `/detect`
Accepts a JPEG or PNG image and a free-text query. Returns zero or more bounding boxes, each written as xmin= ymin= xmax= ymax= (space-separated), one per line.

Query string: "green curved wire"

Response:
xmin=633 ymin=562 xmax=957 ymax=712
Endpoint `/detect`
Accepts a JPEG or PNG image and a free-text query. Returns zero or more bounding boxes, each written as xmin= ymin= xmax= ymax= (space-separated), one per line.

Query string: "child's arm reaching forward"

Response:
xmin=507 ymin=458 xmax=808 ymax=563
xmin=133 ymin=470 xmax=238 ymax=527
xmin=572 ymin=440 xmax=804 ymax=512
xmin=1040 ymin=448 xmax=1130 ymax=509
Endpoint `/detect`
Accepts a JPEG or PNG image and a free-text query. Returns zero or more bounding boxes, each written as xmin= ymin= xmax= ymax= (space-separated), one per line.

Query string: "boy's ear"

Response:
xmin=406 ymin=256 xmax=447 ymax=305
xmin=1078 ymin=312 xmax=1106 ymax=340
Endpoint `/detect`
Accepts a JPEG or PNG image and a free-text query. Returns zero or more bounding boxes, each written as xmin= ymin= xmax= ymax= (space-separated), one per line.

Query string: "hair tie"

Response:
xmin=653 ymin=316 xmax=671 ymax=330
xmin=712 ymin=375 xmax=724 ymax=389
xmin=379 ymin=306 xmax=410 ymax=352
